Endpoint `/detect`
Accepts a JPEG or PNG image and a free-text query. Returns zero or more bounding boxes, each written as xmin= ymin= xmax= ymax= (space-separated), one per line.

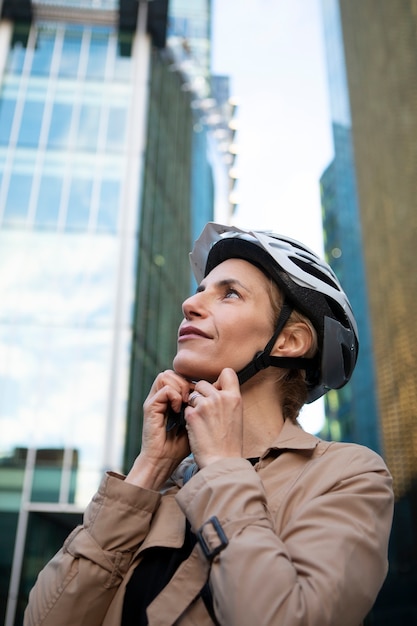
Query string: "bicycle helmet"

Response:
xmin=190 ymin=222 xmax=358 ymax=402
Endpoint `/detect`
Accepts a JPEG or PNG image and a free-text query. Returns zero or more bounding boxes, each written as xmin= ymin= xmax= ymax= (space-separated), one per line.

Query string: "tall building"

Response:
xmin=319 ymin=0 xmax=381 ymax=454
xmin=0 ymin=1 xmax=233 ymax=623
xmin=320 ymin=0 xmax=417 ymax=621
xmin=123 ymin=0 xmax=236 ymax=471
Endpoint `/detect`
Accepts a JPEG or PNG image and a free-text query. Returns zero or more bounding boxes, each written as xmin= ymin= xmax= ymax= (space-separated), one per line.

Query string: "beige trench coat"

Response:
xmin=24 ymin=420 xmax=394 ymax=626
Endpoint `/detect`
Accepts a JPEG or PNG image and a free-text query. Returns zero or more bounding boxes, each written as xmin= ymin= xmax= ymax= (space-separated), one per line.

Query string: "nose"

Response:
xmin=182 ymin=291 xmax=206 ymax=320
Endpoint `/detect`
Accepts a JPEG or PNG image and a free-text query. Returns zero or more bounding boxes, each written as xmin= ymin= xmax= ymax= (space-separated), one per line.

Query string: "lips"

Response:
xmin=178 ymin=325 xmax=211 ymax=340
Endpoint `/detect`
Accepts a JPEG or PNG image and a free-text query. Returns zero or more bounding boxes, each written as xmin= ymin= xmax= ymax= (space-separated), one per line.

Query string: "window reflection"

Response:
xmin=0 ymin=20 xmax=135 ymax=503
xmin=107 ymin=107 xmax=127 ymax=151
xmin=3 ymin=173 xmax=32 ymax=225
xmin=47 ymin=102 xmax=72 ymax=149
xmin=0 ymin=98 xmax=15 ymax=145
xmin=116 ymin=32 xmax=133 ymax=81
xmin=17 ymin=100 xmax=44 ymax=147
xmin=58 ymin=28 xmax=82 ymax=78
xmin=35 ymin=176 xmax=62 ymax=228
xmin=31 ymin=29 xmax=55 ymax=76
xmin=66 ymin=178 xmax=92 ymax=230
xmin=15 ymin=510 xmax=83 ymax=624
xmin=6 ymin=30 xmax=27 ymax=75
xmin=77 ymin=104 xmax=101 ymax=151
xmin=86 ymin=31 xmax=109 ymax=80
xmin=97 ymin=180 xmax=120 ymax=232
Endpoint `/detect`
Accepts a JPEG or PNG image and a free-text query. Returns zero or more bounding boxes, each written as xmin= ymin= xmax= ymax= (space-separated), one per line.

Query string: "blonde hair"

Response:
xmin=266 ymin=279 xmax=318 ymax=422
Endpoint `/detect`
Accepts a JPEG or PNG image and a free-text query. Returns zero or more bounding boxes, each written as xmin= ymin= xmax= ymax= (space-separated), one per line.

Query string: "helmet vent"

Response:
xmin=290 ymin=257 xmax=341 ymax=291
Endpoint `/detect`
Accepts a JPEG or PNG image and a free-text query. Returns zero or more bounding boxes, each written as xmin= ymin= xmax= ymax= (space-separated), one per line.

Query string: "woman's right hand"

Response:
xmin=125 ymin=370 xmax=192 ymax=491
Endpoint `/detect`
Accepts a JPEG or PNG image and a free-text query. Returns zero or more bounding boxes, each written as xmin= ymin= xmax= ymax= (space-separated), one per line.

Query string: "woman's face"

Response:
xmin=173 ymin=258 xmax=277 ymax=382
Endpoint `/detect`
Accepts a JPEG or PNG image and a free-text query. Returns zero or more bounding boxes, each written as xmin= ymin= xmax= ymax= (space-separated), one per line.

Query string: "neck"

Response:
xmin=240 ymin=374 xmax=285 ymax=458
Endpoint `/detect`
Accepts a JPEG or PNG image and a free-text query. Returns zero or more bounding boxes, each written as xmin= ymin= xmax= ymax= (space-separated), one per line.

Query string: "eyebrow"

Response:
xmin=197 ymin=278 xmax=250 ymax=293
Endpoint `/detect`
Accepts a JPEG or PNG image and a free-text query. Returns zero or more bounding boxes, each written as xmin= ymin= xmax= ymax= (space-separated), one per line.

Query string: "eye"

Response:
xmin=224 ymin=287 xmax=240 ymax=299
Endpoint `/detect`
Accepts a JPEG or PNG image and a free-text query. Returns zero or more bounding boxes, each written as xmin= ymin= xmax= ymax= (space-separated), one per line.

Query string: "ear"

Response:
xmin=271 ymin=322 xmax=313 ymax=358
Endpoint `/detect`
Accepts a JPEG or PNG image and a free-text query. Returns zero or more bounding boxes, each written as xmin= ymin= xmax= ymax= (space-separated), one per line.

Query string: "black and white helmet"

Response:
xmin=190 ymin=222 xmax=359 ymax=402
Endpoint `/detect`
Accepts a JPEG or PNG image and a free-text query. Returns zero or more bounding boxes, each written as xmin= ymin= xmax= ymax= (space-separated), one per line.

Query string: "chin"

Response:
xmin=172 ymin=354 xmax=218 ymax=383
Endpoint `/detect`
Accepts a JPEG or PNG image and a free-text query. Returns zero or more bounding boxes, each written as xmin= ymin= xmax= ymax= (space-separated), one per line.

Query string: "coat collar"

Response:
xmin=261 ymin=419 xmax=320 ymax=459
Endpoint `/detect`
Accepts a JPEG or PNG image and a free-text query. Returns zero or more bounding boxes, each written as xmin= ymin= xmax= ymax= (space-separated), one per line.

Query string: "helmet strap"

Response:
xmin=236 ymin=300 xmax=317 ymax=385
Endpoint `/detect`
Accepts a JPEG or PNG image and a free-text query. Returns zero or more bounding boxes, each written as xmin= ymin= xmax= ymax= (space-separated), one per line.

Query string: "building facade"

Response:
xmin=320 ymin=0 xmax=417 ymax=621
xmin=0 ymin=1 xmax=232 ymax=623
xmin=319 ymin=0 xmax=381 ymax=454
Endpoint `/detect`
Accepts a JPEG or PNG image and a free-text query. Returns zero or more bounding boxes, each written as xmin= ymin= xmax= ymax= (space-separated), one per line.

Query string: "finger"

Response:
xmin=213 ymin=367 xmax=240 ymax=391
xmin=188 ymin=390 xmax=203 ymax=408
xmin=150 ymin=370 xmax=193 ymax=404
xmin=157 ymin=385 xmax=186 ymax=412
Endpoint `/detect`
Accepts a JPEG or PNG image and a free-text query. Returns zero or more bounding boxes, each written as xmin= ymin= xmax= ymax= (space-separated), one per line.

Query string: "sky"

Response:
xmin=210 ymin=0 xmax=334 ymax=431
xmin=211 ymin=0 xmax=333 ymax=255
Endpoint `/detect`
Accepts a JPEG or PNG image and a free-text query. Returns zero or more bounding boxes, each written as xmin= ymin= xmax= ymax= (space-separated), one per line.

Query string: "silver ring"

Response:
xmin=188 ymin=391 xmax=202 ymax=407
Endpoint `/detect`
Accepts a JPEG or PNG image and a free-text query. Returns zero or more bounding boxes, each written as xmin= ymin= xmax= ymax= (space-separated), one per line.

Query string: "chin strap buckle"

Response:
xmin=253 ymin=351 xmax=270 ymax=371
xmin=196 ymin=516 xmax=229 ymax=561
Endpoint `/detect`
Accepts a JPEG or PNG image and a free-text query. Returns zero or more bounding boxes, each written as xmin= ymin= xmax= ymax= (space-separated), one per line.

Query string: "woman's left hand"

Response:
xmin=185 ymin=368 xmax=243 ymax=468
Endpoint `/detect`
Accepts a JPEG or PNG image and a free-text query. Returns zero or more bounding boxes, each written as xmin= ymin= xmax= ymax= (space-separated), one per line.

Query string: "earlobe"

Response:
xmin=272 ymin=322 xmax=313 ymax=358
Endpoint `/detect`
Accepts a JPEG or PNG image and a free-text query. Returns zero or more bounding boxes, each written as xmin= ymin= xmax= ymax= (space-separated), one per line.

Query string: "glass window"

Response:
xmin=0 ymin=315 xmax=117 ymax=466
xmin=0 ymin=98 xmax=16 ymax=144
xmin=30 ymin=449 xmax=78 ymax=503
xmin=106 ymin=107 xmax=127 ymax=151
xmin=48 ymin=103 xmax=72 ymax=149
xmin=97 ymin=180 xmax=120 ymax=232
xmin=58 ymin=28 xmax=82 ymax=78
xmin=0 ymin=511 xmax=19 ymax=625
xmin=115 ymin=33 xmax=133 ymax=81
xmin=6 ymin=38 xmax=26 ymax=75
xmin=86 ymin=32 xmax=109 ymax=80
xmin=66 ymin=178 xmax=92 ymax=230
xmin=17 ymin=100 xmax=44 ymax=147
xmin=31 ymin=28 xmax=55 ymax=76
xmin=3 ymin=173 xmax=32 ymax=226
xmin=35 ymin=176 xmax=62 ymax=229
xmin=77 ymin=104 xmax=100 ymax=151
xmin=15 ymin=510 xmax=83 ymax=626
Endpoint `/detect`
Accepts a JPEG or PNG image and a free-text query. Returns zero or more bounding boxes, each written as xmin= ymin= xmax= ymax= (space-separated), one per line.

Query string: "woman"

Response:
xmin=25 ymin=223 xmax=393 ymax=626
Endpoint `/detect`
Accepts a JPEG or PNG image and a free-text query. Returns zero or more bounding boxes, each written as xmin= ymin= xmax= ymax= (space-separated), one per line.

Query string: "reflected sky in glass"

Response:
xmin=0 ymin=21 xmax=137 ymax=501
xmin=0 ymin=231 xmax=134 ymax=498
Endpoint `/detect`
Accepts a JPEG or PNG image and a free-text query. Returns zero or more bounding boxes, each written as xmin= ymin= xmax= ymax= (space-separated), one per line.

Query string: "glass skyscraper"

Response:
xmin=0 ymin=2 xmax=231 ymax=623
xmin=319 ymin=0 xmax=381 ymax=454
xmin=0 ymin=7 xmax=147 ymax=623
xmin=320 ymin=0 xmax=417 ymax=621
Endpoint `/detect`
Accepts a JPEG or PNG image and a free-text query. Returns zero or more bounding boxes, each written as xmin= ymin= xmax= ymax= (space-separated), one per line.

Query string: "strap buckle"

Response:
xmin=196 ymin=516 xmax=229 ymax=562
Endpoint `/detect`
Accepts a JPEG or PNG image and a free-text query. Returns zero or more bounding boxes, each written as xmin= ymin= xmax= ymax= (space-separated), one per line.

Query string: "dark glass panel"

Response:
xmin=115 ymin=32 xmax=133 ymax=80
xmin=0 ymin=511 xmax=18 ymax=624
xmin=16 ymin=510 xmax=82 ymax=626
xmin=0 ymin=447 xmax=26 ymax=626
xmin=30 ymin=449 xmax=78 ymax=503
xmin=6 ymin=24 xmax=29 ymax=75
